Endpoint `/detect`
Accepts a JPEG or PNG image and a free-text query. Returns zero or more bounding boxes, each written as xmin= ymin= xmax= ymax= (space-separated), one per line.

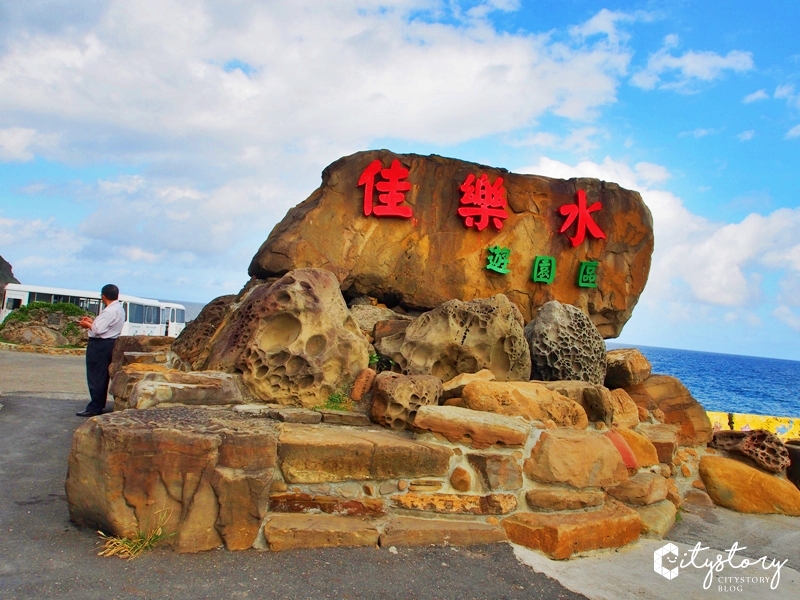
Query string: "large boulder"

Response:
xmin=0 ymin=254 xmax=19 ymax=288
xmin=3 ymin=325 xmax=68 ymax=347
xmin=65 ymin=407 xmax=278 ymax=552
xmin=248 ymin=150 xmax=653 ymax=338
xmin=371 ymin=372 xmax=442 ymax=431
xmin=625 ymin=375 xmax=712 ymax=446
xmin=605 ymin=348 xmax=652 ymax=388
xmin=199 ymin=269 xmax=370 ymax=408
xmin=109 ymin=335 xmax=174 ymax=378
xmin=171 ymin=295 xmax=236 ymax=370
xmin=375 ymin=295 xmax=531 ymax=382
xmin=525 ymin=301 xmax=606 ymax=384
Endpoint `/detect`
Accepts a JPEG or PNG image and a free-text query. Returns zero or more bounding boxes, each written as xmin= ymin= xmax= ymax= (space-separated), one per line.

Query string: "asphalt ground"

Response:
xmin=0 ymin=392 xmax=587 ymax=600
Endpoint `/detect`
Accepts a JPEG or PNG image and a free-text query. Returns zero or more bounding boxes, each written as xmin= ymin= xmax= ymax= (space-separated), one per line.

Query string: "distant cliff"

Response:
xmin=0 ymin=255 xmax=19 ymax=288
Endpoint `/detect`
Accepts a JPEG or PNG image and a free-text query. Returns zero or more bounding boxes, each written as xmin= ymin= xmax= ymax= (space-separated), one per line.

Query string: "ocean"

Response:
xmin=608 ymin=344 xmax=800 ymax=419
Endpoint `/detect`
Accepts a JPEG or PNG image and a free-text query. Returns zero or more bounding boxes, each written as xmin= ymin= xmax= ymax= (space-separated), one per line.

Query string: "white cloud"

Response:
xmin=513 ymin=127 xmax=603 ymax=154
xmin=773 ymin=306 xmax=800 ymax=332
xmin=679 ymin=128 xmax=719 ymax=138
xmin=786 ymin=124 xmax=800 ymax=139
xmin=0 ymin=127 xmax=57 ymax=161
xmin=743 ymin=89 xmax=768 ymax=103
xmin=634 ymin=162 xmax=670 ymax=184
xmin=737 ymin=130 xmax=755 ymax=141
xmin=631 ymin=35 xmax=753 ymax=92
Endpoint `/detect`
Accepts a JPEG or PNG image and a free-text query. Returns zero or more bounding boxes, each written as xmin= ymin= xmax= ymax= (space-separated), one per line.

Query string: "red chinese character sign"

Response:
xmin=457 ymin=173 xmax=508 ymax=231
xmin=358 ymin=159 xmax=413 ymax=219
xmin=559 ymin=189 xmax=606 ymax=247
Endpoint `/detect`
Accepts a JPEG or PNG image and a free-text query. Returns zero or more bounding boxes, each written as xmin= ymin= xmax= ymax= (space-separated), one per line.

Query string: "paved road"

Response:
xmin=0 ymin=350 xmax=88 ymax=397
xmin=0 ymin=394 xmax=587 ymax=600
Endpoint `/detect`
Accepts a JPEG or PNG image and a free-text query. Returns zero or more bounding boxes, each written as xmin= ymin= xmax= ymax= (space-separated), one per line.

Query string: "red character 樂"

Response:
xmin=457 ymin=173 xmax=508 ymax=231
xmin=358 ymin=159 xmax=413 ymax=218
xmin=558 ymin=189 xmax=606 ymax=247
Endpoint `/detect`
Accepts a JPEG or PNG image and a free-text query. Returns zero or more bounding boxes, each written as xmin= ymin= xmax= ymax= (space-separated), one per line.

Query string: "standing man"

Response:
xmin=76 ymin=284 xmax=125 ymax=417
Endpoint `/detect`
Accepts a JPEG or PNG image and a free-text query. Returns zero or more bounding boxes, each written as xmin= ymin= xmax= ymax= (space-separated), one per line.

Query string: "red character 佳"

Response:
xmin=457 ymin=173 xmax=508 ymax=231
xmin=558 ymin=189 xmax=606 ymax=247
xmin=358 ymin=159 xmax=413 ymax=218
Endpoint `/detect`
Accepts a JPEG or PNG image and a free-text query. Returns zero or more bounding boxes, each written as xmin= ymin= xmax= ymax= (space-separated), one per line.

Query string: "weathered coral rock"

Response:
xmin=609 ymin=388 xmax=639 ymax=429
xmin=467 ymin=454 xmax=523 ymax=491
xmin=349 ymin=305 xmax=412 ymax=335
xmin=502 ymin=500 xmax=641 ymax=559
xmin=391 ymin=492 xmax=517 ymax=515
xmin=461 ymin=381 xmax=588 ymax=429
xmin=616 ymin=427 xmax=659 ymax=467
xmin=372 ymin=320 xmax=411 ymax=346
xmin=268 ymin=493 xmax=386 ymax=516
xmin=262 ymin=514 xmax=379 ymax=551
xmin=635 ymin=500 xmax=676 ymax=538
xmin=171 ymin=295 xmax=236 ymax=370
xmin=699 ymin=455 xmax=800 ymax=516
xmin=524 ymin=486 xmax=605 ymax=511
xmin=608 ymin=472 xmax=669 ymax=506
xmin=379 ymin=517 xmax=507 ymax=547
xmin=624 ymin=375 xmax=712 ymax=446
xmin=371 ymin=372 xmax=442 ymax=430
xmin=201 ymin=269 xmax=369 ymax=408
xmin=248 ymin=150 xmax=654 ymax=336
xmin=710 ymin=430 xmax=791 ymax=473
xmin=524 ymin=429 xmax=628 ymax=489
xmin=525 ymin=301 xmax=607 ymax=384
xmin=604 ymin=348 xmax=652 ymax=388
xmin=441 ymin=369 xmax=496 ymax=399
xmin=787 ymin=440 xmax=800 ymax=490
xmin=637 ymin=423 xmax=679 ymax=464
xmin=4 ymin=325 xmax=68 ymax=347
xmin=450 ymin=467 xmax=472 ymax=492
xmin=278 ymin=424 xmax=452 ymax=483
xmin=65 ymin=407 xmax=277 ymax=553
xmin=538 ymin=381 xmax=614 ymax=425
xmin=376 ymin=295 xmax=531 ymax=382
xmin=412 ymin=405 xmax=530 ymax=449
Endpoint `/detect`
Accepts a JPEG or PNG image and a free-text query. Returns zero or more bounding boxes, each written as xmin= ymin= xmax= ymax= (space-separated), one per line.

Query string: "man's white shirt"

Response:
xmin=89 ymin=300 xmax=125 ymax=339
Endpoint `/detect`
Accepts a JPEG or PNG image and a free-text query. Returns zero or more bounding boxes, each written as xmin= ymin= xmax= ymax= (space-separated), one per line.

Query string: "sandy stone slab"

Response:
xmin=379 ymin=517 xmax=508 ymax=547
xmin=391 ymin=492 xmax=517 ymax=515
xmin=524 ymin=486 xmax=605 ymax=512
xmin=616 ymin=427 xmax=659 ymax=467
xmin=413 ymin=405 xmax=529 ymax=449
xmin=267 ymin=407 xmax=322 ymax=423
xmin=637 ymin=423 xmax=679 ymax=464
xmin=607 ymin=472 xmax=668 ymax=506
xmin=502 ymin=500 xmax=641 ymax=559
xmin=262 ymin=514 xmax=380 ymax=551
xmin=634 ymin=500 xmax=676 ymax=539
xmin=268 ymin=493 xmax=386 ymax=516
xmin=317 ymin=409 xmax=372 ymax=427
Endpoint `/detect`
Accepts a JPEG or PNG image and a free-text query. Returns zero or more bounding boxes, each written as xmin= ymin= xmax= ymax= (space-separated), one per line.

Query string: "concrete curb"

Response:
xmin=0 ymin=342 xmax=86 ymax=356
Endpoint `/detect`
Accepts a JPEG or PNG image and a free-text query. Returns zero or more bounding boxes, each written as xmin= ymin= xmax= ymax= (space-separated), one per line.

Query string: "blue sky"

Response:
xmin=1 ymin=0 xmax=799 ymax=359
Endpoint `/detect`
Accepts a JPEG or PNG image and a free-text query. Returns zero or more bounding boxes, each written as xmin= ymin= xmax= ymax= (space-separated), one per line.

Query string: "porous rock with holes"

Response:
xmin=171 ymin=294 xmax=236 ymax=370
xmin=199 ymin=269 xmax=370 ymax=408
xmin=371 ymin=372 xmax=442 ymax=430
xmin=375 ymin=294 xmax=531 ymax=383
xmin=524 ymin=300 xmax=607 ymax=385
xmin=710 ymin=429 xmax=791 ymax=473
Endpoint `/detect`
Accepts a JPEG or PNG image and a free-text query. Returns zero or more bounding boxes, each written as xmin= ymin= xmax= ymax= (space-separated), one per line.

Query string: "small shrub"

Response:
xmin=321 ymin=390 xmax=355 ymax=412
xmin=62 ymin=322 xmax=81 ymax=338
xmin=1 ymin=301 xmax=90 ymax=329
xmin=96 ymin=510 xmax=173 ymax=559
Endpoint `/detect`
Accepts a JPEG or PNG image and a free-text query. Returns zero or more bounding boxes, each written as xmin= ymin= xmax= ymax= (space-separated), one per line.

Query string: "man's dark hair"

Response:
xmin=101 ymin=284 xmax=119 ymax=301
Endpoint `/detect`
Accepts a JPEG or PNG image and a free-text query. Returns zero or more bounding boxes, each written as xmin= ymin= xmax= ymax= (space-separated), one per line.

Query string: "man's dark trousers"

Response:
xmin=85 ymin=337 xmax=117 ymax=414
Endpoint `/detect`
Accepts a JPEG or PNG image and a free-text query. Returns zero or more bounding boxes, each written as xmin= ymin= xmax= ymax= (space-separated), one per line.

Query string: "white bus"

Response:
xmin=0 ymin=283 xmax=187 ymax=338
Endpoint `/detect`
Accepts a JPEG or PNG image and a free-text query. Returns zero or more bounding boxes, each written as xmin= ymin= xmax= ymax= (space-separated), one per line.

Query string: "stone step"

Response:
xmin=379 ymin=517 xmax=507 ymax=547
xmin=262 ymin=514 xmax=379 ymax=551
xmin=412 ymin=405 xmax=529 ymax=449
xmin=502 ymin=500 xmax=641 ymax=559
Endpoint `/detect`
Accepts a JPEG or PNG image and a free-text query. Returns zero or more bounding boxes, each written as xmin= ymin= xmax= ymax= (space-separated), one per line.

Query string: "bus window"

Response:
xmin=53 ymin=294 xmax=69 ymax=304
xmin=170 ymin=309 xmax=175 ymax=322
xmin=176 ymin=309 xmax=185 ymax=323
xmin=123 ymin=302 xmax=128 ymax=321
xmin=6 ymin=298 xmax=22 ymax=310
xmin=144 ymin=305 xmax=159 ymax=324
xmin=129 ymin=303 xmax=144 ymax=324
xmin=161 ymin=308 xmax=168 ymax=324
xmin=34 ymin=293 xmax=53 ymax=303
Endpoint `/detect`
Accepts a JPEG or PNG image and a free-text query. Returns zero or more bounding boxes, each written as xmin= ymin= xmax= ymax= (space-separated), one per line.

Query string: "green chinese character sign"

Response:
xmin=531 ymin=256 xmax=556 ymax=284
xmin=577 ymin=261 xmax=599 ymax=288
xmin=486 ymin=245 xmax=511 ymax=274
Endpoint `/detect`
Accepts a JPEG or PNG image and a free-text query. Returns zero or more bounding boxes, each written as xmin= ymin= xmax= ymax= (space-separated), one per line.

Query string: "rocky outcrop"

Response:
xmin=248 ymin=150 xmax=653 ymax=337
xmin=370 ymin=372 xmax=442 ymax=430
xmin=460 ymin=381 xmax=588 ymax=429
xmin=525 ymin=301 xmax=606 ymax=384
xmin=172 ymin=295 xmax=236 ymax=370
xmin=624 ymin=375 xmax=712 ymax=446
xmin=3 ymin=325 xmax=68 ymax=347
xmin=698 ymin=455 xmax=800 ymax=516
xmin=376 ymin=295 xmax=531 ymax=383
xmin=65 ymin=407 xmax=278 ymax=552
xmin=0 ymin=305 xmax=88 ymax=347
xmin=605 ymin=348 xmax=651 ymax=388
xmin=200 ymin=270 xmax=369 ymax=408
xmin=538 ymin=381 xmax=615 ymax=425
xmin=109 ymin=335 xmax=173 ymax=378
xmin=0 ymin=254 xmax=18 ymax=288
xmin=412 ymin=405 xmax=529 ymax=449
xmin=349 ymin=305 xmax=412 ymax=335
xmin=710 ymin=430 xmax=791 ymax=473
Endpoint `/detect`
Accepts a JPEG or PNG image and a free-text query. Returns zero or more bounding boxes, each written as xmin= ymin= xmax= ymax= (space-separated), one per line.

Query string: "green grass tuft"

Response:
xmin=96 ymin=510 xmax=174 ymax=559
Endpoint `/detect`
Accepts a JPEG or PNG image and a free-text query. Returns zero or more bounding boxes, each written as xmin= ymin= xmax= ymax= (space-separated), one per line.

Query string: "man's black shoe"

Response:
xmin=75 ymin=410 xmax=101 ymax=417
